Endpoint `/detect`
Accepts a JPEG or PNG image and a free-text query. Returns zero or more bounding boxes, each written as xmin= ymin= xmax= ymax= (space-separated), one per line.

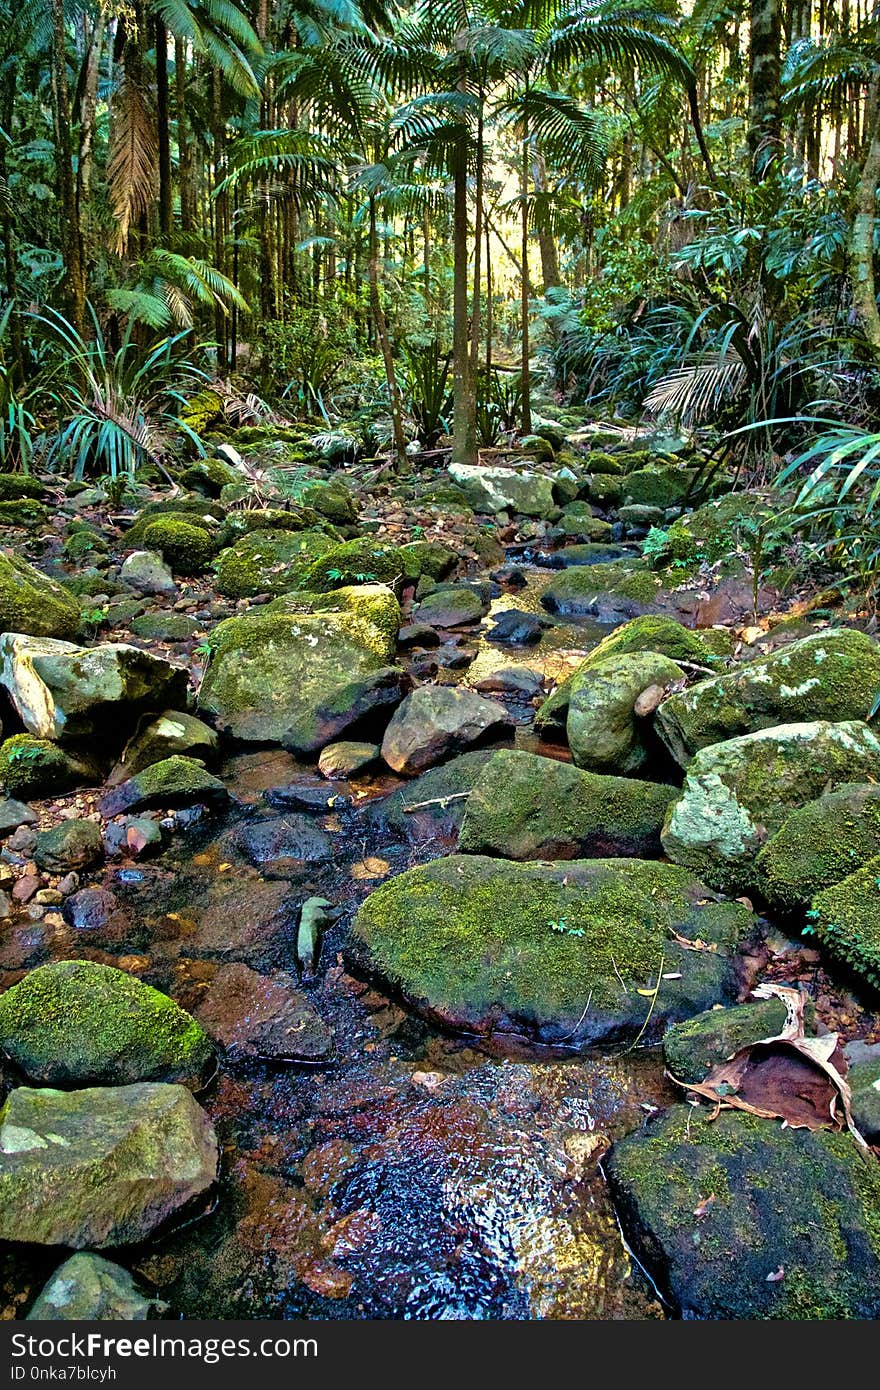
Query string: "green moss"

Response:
xmin=125 ymin=498 xmax=224 ymax=547
xmin=139 ymin=516 xmax=218 ymax=574
xmin=299 ymin=481 xmax=357 ymax=525
xmin=0 ymin=499 xmax=48 ymax=527
xmin=584 ymin=474 xmax=623 ymax=508
xmin=301 ymin=537 xmax=414 ymax=592
xmin=623 ymin=465 xmax=697 ymax=511
xmin=662 ymin=997 xmax=791 ymax=1083
xmin=63 ymin=526 xmax=109 ymax=562
xmin=266 ymin=583 xmax=400 ymax=659
xmin=0 ymin=475 xmax=47 ymax=502
xmin=0 ymin=734 xmax=95 ymax=798
xmin=581 ymin=450 xmax=624 ymax=476
xmin=214 ymin=528 xmax=335 ymax=598
xmin=541 ymin=560 xmax=663 ymax=616
xmin=661 ymin=492 xmax=775 ymax=568
xmin=0 ymin=552 xmax=82 ymax=639
xmin=179 ymin=458 xmax=240 ymax=496
xmin=810 ymin=853 xmax=880 ymax=989
xmin=399 ymin=540 xmax=457 ymax=580
xmin=217 ymin=507 xmax=327 ymax=546
xmin=758 ymin=783 xmax=880 ymax=910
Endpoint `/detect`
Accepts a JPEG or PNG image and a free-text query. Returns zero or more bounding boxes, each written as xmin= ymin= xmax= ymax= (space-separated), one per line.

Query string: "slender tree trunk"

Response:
xmin=452 ymin=137 xmax=476 ymax=464
xmin=485 ymin=216 xmax=493 ymax=377
xmin=520 ymin=115 xmax=532 ymax=436
xmin=51 ymin=0 xmax=85 ymax=333
xmin=212 ymin=68 xmax=227 ymax=370
xmin=422 ymin=206 xmax=431 ymax=319
xmin=748 ymin=0 xmax=783 ymax=179
xmin=0 ymin=71 xmax=23 ymax=381
xmin=175 ymin=40 xmax=194 ymax=234
xmin=469 ymin=94 xmax=483 ymax=374
xmin=851 ymin=77 xmax=880 ymax=360
xmin=155 ymin=17 xmax=172 ymax=241
xmin=369 ymin=197 xmax=407 ymax=469
xmin=530 ymin=144 xmax=561 ymax=290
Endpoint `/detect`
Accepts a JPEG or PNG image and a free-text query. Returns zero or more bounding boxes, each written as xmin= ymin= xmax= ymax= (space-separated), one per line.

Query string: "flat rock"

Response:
xmin=414 ymin=587 xmax=488 ymax=629
xmin=317 ymin=741 xmax=381 ymax=778
xmin=0 ymin=1082 xmax=218 ymax=1247
xmin=232 ymin=815 xmax=333 ymax=876
xmin=100 ymin=756 xmax=228 ymax=818
xmin=448 ymin=463 xmax=555 ymax=517
xmin=194 ymin=962 xmax=333 ymax=1063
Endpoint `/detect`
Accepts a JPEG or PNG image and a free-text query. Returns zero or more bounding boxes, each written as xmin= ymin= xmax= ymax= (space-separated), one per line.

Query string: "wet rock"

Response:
xmin=232 ymin=815 xmax=332 ymax=876
xmin=120 ymin=549 xmax=176 ymax=596
xmin=448 ymin=463 xmax=555 ymax=517
xmin=397 ymin=622 xmax=441 ymax=649
xmin=661 ymin=720 xmax=880 ymax=894
xmin=0 ymin=799 xmax=37 ymax=836
xmin=318 ymin=741 xmax=381 ymax=779
xmin=414 ymin=586 xmax=488 ymax=629
xmin=110 ymin=710 xmax=219 ymax=784
xmin=756 ymin=782 xmax=880 ymax=910
xmin=662 ymin=997 xmax=793 ymax=1084
xmin=33 ymin=818 xmax=103 ymax=872
xmin=657 ymin=630 xmax=880 ymax=765
xmin=381 ymin=685 xmax=513 ymax=775
xmin=103 ymin=814 xmax=164 ymax=858
xmin=100 ymin=756 xmax=228 ymax=818
xmin=810 ymin=855 xmax=880 ymax=990
xmin=194 ymin=963 xmax=333 ymax=1063
xmin=215 ymin=530 xmax=335 ymax=599
xmin=164 ymin=877 xmax=299 ymax=969
xmin=605 ymin=1106 xmax=880 ymax=1318
xmin=0 ymin=735 xmax=100 ymax=799
xmin=27 ymin=1253 xmax=157 ymax=1320
xmin=458 ymin=748 xmax=677 ymax=861
xmin=377 ymin=750 xmax=495 ymax=840
xmin=0 ymin=959 xmax=214 ymax=1086
xmin=540 ymin=561 xmax=673 ymax=622
xmin=63 ymin=885 xmax=132 ymax=942
xmin=536 ymin=543 xmax=633 ymax=568
xmin=130 ymin=611 xmax=201 ymax=642
xmin=567 ymin=651 xmax=684 ymax=774
xmin=485 ymin=609 xmax=549 ymax=645
xmin=0 ymin=635 xmax=188 ymax=742
xmin=352 ymin=855 xmax=754 ymax=1048
xmin=0 ymin=1082 xmax=218 ymax=1247
xmin=0 ymin=551 xmax=82 ymax=640
xmin=471 ymin=666 xmax=543 ymax=698
xmin=622 ymin=465 xmax=698 ymax=510
xmin=197 ymin=605 xmax=406 ymax=752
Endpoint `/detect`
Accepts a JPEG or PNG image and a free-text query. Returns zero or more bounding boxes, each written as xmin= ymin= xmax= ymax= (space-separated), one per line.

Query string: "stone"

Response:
xmin=566 ymin=651 xmax=684 ymax=774
xmin=120 ymin=550 xmax=176 ymax=596
xmin=845 ymin=1043 xmax=880 ymax=1143
xmin=300 ymin=480 xmax=357 ymax=525
xmin=756 ymin=782 xmax=880 ymax=910
xmin=102 ymin=815 xmax=164 ymax=858
xmin=662 ymin=997 xmax=793 ymax=1083
xmin=214 ymin=529 xmax=336 ymax=599
xmin=0 ymin=1082 xmax=218 ymax=1248
xmin=657 ymin=630 xmax=880 ymax=765
xmin=414 ymin=586 xmax=488 ymax=629
xmin=110 ymin=710 xmax=219 ymax=783
xmin=318 ymin=741 xmax=381 ymax=778
xmin=0 ymin=959 xmax=214 ymax=1087
xmin=33 ymin=818 xmax=103 ymax=872
xmin=139 ymin=516 xmax=218 ymax=574
xmin=0 ymin=736 xmax=99 ymax=799
xmin=0 ymin=551 xmax=81 ymax=640
xmin=458 ymin=749 xmax=678 ymax=860
xmin=27 ymin=1254 xmax=156 ymax=1321
xmin=193 ymin=962 xmax=332 ymax=1063
xmin=485 ymin=609 xmax=548 ymax=645
xmin=541 ymin=561 xmax=672 ymax=622
xmin=381 ymin=685 xmax=513 ymax=775
xmin=448 ymin=463 xmax=555 ymax=517
xmin=130 ymin=611 xmax=201 ymax=641
xmin=0 ymin=635 xmax=188 ymax=742
xmin=197 ymin=605 xmax=405 ymax=752
xmin=810 ymin=855 xmax=880 ymax=990
xmin=605 ymin=1106 xmax=880 ymax=1319
xmin=661 ymin=721 xmax=880 ymax=894
xmin=0 ymin=799 xmax=38 ymax=835
xmin=352 ymin=855 xmax=754 ymax=1048
xmin=232 ymin=815 xmax=332 ymax=876
xmin=99 ymin=756 xmax=228 ymax=818
xmin=376 ymin=750 xmax=495 ymax=839
xmin=623 ymin=465 xmax=698 ymax=510
xmin=471 ymin=665 xmax=544 ymax=698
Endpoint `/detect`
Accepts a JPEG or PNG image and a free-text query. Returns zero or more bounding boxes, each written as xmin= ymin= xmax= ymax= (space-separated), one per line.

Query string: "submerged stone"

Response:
xmin=27 ymin=1254 xmax=156 ymax=1321
xmin=194 ymin=962 xmax=332 ymax=1063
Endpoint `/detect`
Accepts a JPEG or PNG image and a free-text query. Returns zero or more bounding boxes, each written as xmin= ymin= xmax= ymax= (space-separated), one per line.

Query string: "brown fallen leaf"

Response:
xmin=351 ymin=856 xmax=391 ymax=880
xmin=693 ymin=1194 xmax=716 ymax=1219
xmin=766 ymin=1267 xmax=785 ymax=1283
xmin=669 ymin=929 xmax=718 ymax=954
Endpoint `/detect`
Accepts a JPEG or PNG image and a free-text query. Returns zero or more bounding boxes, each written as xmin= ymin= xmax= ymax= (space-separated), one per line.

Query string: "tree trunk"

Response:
xmin=530 ymin=144 xmax=561 ymax=290
xmin=155 ymin=17 xmax=172 ymax=241
xmin=369 ymin=197 xmax=408 ymax=469
xmin=212 ymin=68 xmax=227 ymax=369
xmin=747 ymin=0 xmax=783 ymax=179
xmin=469 ymin=95 xmax=483 ymax=374
xmin=520 ymin=119 xmax=532 ymax=436
xmin=175 ymin=40 xmax=194 ymax=233
xmin=851 ymin=80 xmax=880 ymax=361
xmin=451 ymin=137 xmax=477 ymax=465
xmin=51 ymin=0 xmax=85 ymax=333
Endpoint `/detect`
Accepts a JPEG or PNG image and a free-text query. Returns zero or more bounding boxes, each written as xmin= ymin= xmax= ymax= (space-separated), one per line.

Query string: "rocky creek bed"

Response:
xmin=0 ymin=431 xmax=879 ymax=1321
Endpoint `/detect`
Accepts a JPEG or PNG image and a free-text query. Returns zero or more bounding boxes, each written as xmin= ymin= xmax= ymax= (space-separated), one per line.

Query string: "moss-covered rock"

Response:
xmin=99 ymin=755 xmax=228 ymax=818
xmin=448 ymin=463 xmax=556 ymax=517
xmin=0 ymin=498 xmax=48 ymax=528
xmin=111 ymin=710 xmax=219 ymax=783
xmin=381 ymin=685 xmax=512 ymax=775
xmin=660 ymin=491 xmax=775 ymax=568
xmin=458 ymin=748 xmax=677 ymax=860
xmin=299 ymin=480 xmax=358 ymax=525
xmin=847 ymin=1047 xmax=880 ymax=1142
xmin=810 ymin=855 xmax=880 ymax=990
xmin=413 ymin=585 xmax=488 ymax=628
xmin=567 ymin=651 xmax=684 ymax=774
xmin=300 ymin=537 xmax=416 ymax=592
xmin=351 ymin=855 xmax=754 ymax=1047
xmin=197 ymin=608 xmax=405 ymax=750
xmin=265 ymin=583 xmax=401 ymax=658
xmin=27 ymin=1253 xmax=156 ymax=1321
xmin=0 ymin=1082 xmax=218 ymax=1248
xmin=622 ymin=465 xmax=698 ymax=511
xmin=376 ymin=750 xmax=495 ymax=840
xmin=0 ymin=734 xmax=99 ymax=798
xmin=657 ymin=630 xmax=880 ymax=765
xmin=0 ymin=551 xmax=81 ymax=640
xmin=33 ymin=818 xmax=103 ymax=872
xmin=661 ymin=720 xmax=880 ymax=894
xmin=398 ymin=540 xmax=457 ymax=580
xmin=583 ymin=473 xmax=623 ymax=509
xmin=540 ymin=559 xmax=671 ymax=621
xmin=179 ymin=457 xmax=241 ymax=497
xmin=662 ymin=997 xmax=793 ymax=1083
xmin=0 ymin=960 xmax=214 ymax=1087
xmin=214 ymin=529 xmax=335 ymax=599
xmin=0 ymin=475 xmax=47 ymax=502
xmin=217 ymin=507 xmax=324 ymax=546
xmin=129 ymin=611 xmax=201 ymax=641
xmin=139 ymin=516 xmax=219 ymax=574
xmin=125 ymin=499 xmax=222 ymax=547
xmin=605 ymin=1106 xmax=880 ymax=1319
xmin=756 ymin=783 xmax=880 ymax=911
xmin=62 ymin=526 xmax=108 ymax=563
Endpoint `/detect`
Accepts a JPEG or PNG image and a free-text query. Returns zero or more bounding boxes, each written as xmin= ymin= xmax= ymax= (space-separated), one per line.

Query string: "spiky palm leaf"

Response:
xmin=644 ymin=352 xmax=748 ymax=425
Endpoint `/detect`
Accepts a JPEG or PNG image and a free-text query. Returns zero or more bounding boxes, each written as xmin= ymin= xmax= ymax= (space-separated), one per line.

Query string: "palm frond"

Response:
xmin=107 ymin=76 xmax=158 ymax=255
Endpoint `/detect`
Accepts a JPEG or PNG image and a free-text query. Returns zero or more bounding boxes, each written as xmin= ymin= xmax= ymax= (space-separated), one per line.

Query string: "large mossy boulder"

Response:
xmin=0 ymin=552 xmax=81 ymax=640
xmin=0 ymin=734 xmax=99 ymax=799
xmin=139 ymin=516 xmax=219 ymax=574
xmin=375 ymin=750 xmax=496 ymax=840
xmin=540 ymin=560 xmax=671 ymax=621
xmin=662 ymin=997 xmax=792 ymax=1084
xmin=605 ymin=1106 xmax=880 ymax=1319
xmin=300 ymin=537 xmax=416 ymax=592
xmin=756 ymin=783 xmax=880 ymax=911
xmin=299 ymin=479 xmax=358 ymax=525
xmin=380 ymin=685 xmax=512 ymax=775
xmin=448 ymin=462 xmax=555 ymax=517
xmin=810 ymin=855 xmax=880 ymax=990
xmin=0 ymin=960 xmax=214 ymax=1087
xmin=0 ymin=635 xmax=188 ymax=742
xmin=566 ymin=651 xmax=684 ymax=774
xmin=457 ymin=748 xmax=677 ymax=860
xmin=266 ymin=583 xmax=401 ymax=654
xmin=351 ymin=855 xmax=755 ymax=1048
xmin=622 ymin=465 xmax=698 ymax=510
xmin=661 ymin=720 xmax=880 ymax=894
xmin=99 ymin=754 xmax=228 ymax=817
xmin=197 ymin=607 xmax=405 ymax=751
xmin=111 ymin=710 xmax=219 ymax=783
xmin=660 ymin=491 xmax=775 ymax=568
xmin=657 ymin=630 xmax=880 ymax=765
xmin=214 ymin=529 xmax=335 ymax=599
xmin=27 ymin=1253 xmax=156 ymax=1321
xmin=0 ymin=1083 xmax=218 ymax=1248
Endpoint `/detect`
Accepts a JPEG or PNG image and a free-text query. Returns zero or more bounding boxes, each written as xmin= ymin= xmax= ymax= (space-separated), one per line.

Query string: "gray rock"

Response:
xmin=0 ymin=799 xmax=37 ymax=836
xmin=33 ymin=818 xmax=103 ymax=873
xmin=318 ymin=741 xmax=381 ymax=778
xmin=110 ymin=710 xmax=219 ymax=784
xmin=381 ymin=685 xmax=513 ymax=775
xmin=120 ymin=549 xmax=176 ymax=596
xmin=448 ymin=463 xmax=555 ymax=517
xmin=567 ymin=651 xmax=684 ymax=774
xmin=27 ymin=1253 xmax=157 ymax=1320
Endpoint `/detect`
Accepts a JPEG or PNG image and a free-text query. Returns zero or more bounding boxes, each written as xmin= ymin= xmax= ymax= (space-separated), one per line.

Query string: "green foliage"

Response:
xmin=402 ymin=340 xmax=452 ymax=446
